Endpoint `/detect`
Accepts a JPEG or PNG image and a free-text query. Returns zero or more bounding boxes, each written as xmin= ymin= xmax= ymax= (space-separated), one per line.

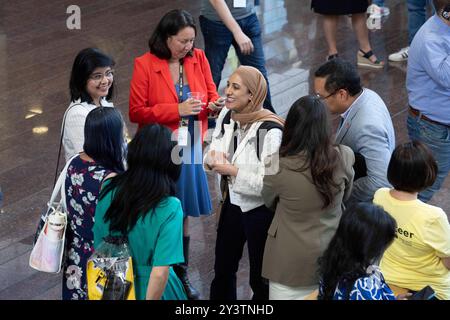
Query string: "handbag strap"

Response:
xmin=47 ymin=154 xmax=78 ymax=216
xmin=53 ymin=103 xmax=83 ymax=188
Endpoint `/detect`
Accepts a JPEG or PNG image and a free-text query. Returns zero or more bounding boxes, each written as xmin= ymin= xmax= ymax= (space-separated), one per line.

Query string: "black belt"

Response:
xmin=409 ymin=106 xmax=449 ymax=128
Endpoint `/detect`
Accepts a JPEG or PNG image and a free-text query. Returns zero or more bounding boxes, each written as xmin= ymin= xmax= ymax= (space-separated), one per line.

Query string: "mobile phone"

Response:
xmin=409 ymin=285 xmax=435 ymax=300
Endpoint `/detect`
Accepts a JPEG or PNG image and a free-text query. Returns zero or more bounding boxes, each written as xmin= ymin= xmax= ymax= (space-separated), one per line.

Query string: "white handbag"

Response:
xmin=29 ymin=156 xmax=76 ymax=273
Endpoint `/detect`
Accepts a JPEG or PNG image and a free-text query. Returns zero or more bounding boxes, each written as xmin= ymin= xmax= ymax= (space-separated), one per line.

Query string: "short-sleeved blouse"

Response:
xmin=93 ymin=183 xmax=187 ymax=300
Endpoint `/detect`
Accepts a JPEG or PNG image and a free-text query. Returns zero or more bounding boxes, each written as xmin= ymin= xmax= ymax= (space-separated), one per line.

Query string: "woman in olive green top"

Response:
xmin=262 ymin=96 xmax=355 ymax=300
xmin=93 ymin=124 xmax=187 ymax=300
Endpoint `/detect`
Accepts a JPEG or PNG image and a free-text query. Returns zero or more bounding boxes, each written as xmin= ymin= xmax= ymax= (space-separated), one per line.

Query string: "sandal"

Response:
xmin=327 ymin=53 xmax=339 ymax=61
xmin=357 ymin=49 xmax=384 ymax=69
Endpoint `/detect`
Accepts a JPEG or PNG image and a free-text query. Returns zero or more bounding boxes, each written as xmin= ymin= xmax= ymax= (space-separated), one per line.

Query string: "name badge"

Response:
xmin=177 ymin=119 xmax=189 ymax=147
xmin=233 ymin=0 xmax=246 ymax=8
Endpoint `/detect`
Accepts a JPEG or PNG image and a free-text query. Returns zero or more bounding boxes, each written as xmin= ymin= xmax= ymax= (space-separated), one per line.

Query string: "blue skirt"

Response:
xmin=175 ymin=115 xmax=212 ymax=217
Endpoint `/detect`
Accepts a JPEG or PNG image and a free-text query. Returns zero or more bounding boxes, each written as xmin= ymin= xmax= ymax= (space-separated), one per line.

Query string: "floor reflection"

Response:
xmin=0 ymin=0 xmax=448 ymax=300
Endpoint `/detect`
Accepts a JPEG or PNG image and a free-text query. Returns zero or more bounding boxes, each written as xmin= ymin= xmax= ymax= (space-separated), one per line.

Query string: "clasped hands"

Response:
xmin=179 ymin=97 xmax=225 ymax=117
xmin=205 ymin=150 xmax=238 ymax=177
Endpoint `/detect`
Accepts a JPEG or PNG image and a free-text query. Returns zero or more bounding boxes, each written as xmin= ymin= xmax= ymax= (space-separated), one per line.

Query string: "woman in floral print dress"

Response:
xmin=62 ymin=107 xmax=125 ymax=300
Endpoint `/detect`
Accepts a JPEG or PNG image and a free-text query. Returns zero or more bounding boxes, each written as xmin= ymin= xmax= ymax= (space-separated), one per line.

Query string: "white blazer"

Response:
xmin=62 ymin=98 xmax=114 ymax=161
xmin=204 ymin=107 xmax=282 ymax=212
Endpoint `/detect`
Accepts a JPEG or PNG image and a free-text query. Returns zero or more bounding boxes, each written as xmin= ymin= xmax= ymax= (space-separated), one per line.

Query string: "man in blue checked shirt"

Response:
xmin=406 ymin=0 xmax=450 ymax=202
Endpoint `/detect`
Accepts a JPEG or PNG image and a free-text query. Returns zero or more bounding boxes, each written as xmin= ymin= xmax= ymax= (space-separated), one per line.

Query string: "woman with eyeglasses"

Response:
xmin=128 ymin=9 xmax=225 ymax=299
xmin=63 ymin=48 xmax=116 ymax=161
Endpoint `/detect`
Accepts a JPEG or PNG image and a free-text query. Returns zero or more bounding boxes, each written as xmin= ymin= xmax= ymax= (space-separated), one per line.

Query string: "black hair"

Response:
xmin=100 ymin=124 xmax=181 ymax=234
xmin=387 ymin=141 xmax=437 ymax=193
xmin=69 ymin=48 xmax=115 ymax=104
xmin=148 ymin=9 xmax=196 ymax=60
xmin=317 ymin=203 xmax=397 ymax=300
xmin=314 ymin=58 xmax=362 ymax=96
xmin=83 ymin=107 xmax=126 ymax=174
xmin=279 ymin=95 xmax=340 ymax=208
xmin=433 ymin=0 xmax=450 ymax=12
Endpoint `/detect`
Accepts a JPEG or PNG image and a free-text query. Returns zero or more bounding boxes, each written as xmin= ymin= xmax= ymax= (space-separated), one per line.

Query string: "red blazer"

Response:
xmin=129 ymin=48 xmax=220 ymax=141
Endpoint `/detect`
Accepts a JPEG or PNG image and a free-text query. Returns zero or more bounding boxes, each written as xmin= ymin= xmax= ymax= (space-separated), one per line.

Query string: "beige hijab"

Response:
xmin=230 ymin=66 xmax=285 ymax=127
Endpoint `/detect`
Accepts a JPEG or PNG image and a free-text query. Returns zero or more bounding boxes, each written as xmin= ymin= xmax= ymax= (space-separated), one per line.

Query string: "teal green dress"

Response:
xmin=93 ymin=186 xmax=187 ymax=300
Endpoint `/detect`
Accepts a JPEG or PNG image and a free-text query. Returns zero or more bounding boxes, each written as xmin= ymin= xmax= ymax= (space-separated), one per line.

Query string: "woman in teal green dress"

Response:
xmin=93 ymin=124 xmax=187 ymax=300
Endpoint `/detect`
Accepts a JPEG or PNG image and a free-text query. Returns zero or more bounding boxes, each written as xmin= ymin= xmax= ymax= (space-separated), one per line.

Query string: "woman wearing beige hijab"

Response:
xmin=204 ymin=66 xmax=284 ymax=300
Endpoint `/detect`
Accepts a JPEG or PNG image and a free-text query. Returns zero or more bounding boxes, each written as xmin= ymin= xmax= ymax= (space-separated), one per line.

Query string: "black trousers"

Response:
xmin=210 ymin=195 xmax=274 ymax=300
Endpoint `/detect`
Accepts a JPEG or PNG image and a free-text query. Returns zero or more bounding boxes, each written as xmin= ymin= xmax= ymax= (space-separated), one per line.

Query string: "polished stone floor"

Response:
xmin=0 ymin=0 xmax=448 ymax=300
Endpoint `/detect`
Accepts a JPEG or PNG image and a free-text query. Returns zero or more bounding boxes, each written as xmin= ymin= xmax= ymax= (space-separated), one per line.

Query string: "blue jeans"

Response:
xmin=407 ymin=114 xmax=450 ymax=202
xmin=407 ymin=0 xmax=433 ymax=44
xmin=199 ymin=14 xmax=275 ymax=113
xmin=373 ymin=0 xmax=385 ymax=6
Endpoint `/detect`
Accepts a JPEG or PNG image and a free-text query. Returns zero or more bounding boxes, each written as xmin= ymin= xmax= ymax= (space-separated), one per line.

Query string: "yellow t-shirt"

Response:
xmin=374 ymin=188 xmax=450 ymax=300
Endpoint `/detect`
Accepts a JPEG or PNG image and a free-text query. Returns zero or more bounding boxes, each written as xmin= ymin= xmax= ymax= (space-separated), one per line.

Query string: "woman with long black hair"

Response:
xmin=261 ymin=95 xmax=354 ymax=299
xmin=63 ymin=107 xmax=125 ymax=300
xmin=93 ymin=124 xmax=187 ymax=300
xmin=317 ymin=203 xmax=397 ymax=300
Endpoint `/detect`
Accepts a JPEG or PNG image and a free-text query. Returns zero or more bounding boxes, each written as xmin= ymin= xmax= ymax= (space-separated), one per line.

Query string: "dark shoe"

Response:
xmin=174 ymin=264 xmax=201 ymax=300
xmin=327 ymin=53 xmax=339 ymax=61
xmin=173 ymin=236 xmax=201 ymax=300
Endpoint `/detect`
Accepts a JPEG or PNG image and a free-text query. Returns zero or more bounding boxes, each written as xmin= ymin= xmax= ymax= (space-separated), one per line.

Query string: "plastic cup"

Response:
xmin=187 ymin=92 xmax=204 ymax=101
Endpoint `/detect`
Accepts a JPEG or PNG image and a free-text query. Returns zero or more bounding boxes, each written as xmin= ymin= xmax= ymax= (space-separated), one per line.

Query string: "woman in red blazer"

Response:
xmin=129 ymin=9 xmax=224 ymax=300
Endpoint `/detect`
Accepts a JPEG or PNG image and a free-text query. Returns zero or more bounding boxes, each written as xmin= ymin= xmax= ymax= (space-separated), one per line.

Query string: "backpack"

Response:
xmin=219 ymin=110 xmax=283 ymax=160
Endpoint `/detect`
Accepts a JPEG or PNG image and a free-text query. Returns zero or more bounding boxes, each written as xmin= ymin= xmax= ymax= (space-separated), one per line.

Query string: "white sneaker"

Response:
xmin=368 ymin=4 xmax=390 ymax=17
xmin=388 ymin=47 xmax=409 ymax=62
xmin=379 ymin=6 xmax=390 ymax=16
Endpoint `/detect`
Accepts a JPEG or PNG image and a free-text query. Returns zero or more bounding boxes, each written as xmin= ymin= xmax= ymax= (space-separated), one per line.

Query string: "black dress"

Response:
xmin=311 ymin=0 xmax=368 ymax=15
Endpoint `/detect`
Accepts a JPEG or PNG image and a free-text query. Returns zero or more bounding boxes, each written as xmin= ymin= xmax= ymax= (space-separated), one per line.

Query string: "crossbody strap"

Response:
xmin=47 ymin=155 xmax=77 ymax=218
xmin=53 ymin=103 xmax=84 ymax=188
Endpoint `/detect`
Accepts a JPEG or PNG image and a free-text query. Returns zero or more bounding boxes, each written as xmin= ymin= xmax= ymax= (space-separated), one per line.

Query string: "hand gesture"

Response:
xmin=178 ymin=98 xmax=205 ymax=117
xmin=212 ymin=163 xmax=238 ymax=177
xmin=396 ymin=292 xmax=413 ymax=300
xmin=205 ymin=150 xmax=228 ymax=167
xmin=208 ymin=97 xmax=226 ymax=112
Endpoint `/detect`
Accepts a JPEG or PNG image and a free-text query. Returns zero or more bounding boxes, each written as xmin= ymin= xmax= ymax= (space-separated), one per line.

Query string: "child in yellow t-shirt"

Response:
xmin=374 ymin=141 xmax=450 ymax=300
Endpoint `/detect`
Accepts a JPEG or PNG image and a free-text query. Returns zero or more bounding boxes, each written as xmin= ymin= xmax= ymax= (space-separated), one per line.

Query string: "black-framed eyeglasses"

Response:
xmin=315 ymin=88 xmax=344 ymax=100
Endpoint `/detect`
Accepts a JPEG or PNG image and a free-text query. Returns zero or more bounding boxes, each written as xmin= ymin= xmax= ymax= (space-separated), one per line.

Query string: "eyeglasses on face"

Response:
xmin=315 ymin=87 xmax=348 ymax=100
xmin=89 ymin=70 xmax=114 ymax=82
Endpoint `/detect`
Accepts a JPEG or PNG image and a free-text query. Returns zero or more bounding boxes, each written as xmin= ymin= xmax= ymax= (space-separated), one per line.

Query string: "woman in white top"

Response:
xmin=205 ymin=66 xmax=284 ymax=300
xmin=63 ymin=48 xmax=115 ymax=161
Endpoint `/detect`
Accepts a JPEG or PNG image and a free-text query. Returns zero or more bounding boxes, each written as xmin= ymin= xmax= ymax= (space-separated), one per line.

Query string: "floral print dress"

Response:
xmin=62 ymin=155 xmax=112 ymax=300
xmin=319 ymin=265 xmax=396 ymax=300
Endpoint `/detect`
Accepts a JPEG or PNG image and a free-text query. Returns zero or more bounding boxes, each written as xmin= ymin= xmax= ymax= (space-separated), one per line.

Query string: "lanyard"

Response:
xmin=178 ymin=61 xmax=183 ymax=103
xmin=178 ymin=60 xmax=189 ymax=128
